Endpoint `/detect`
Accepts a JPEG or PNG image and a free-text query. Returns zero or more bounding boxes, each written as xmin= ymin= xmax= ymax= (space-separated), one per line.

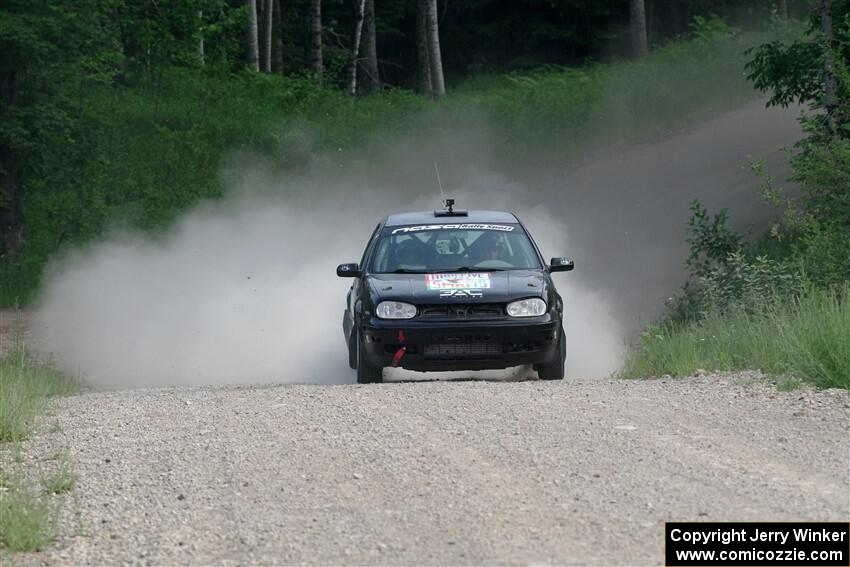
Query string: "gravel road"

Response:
xmin=13 ymin=373 xmax=849 ymax=566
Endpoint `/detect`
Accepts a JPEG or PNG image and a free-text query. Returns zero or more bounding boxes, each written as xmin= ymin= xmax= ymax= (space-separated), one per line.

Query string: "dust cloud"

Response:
xmin=33 ymin=100 xmax=802 ymax=387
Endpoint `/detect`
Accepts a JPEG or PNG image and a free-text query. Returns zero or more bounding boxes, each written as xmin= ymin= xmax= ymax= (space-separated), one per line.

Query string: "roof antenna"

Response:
xmin=434 ymin=162 xmax=448 ymax=210
xmin=432 ymin=163 xmax=466 ymax=217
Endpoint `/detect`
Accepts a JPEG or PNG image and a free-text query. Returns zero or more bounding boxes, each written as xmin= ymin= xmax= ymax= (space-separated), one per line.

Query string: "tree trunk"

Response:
xmin=361 ymin=0 xmax=380 ymax=93
xmin=0 ymin=145 xmax=23 ymax=259
xmin=245 ymin=0 xmax=260 ymax=71
xmin=0 ymin=71 xmax=24 ymax=259
xmin=260 ymin=0 xmax=273 ymax=72
xmin=671 ymin=0 xmax=682 ymax=37
xmin=307 ymin=0 xmax=323 ymax=78
xmin=346 ymin=0 xmax=367 ymax=96
xmin=424 ymin=0 xmax=445 ymax=96
xmin=646 ymin=0 xmax=654 ymax=46
xmin=416 ymin=0 xmax=432 ymax=96
xmin=630 ymin=0 xmax=649 ymax=57
xmin=778 ymin=0 xmax=789 ymax=19
xmin=273 ymin=0 xmax=284 ymax=73
xmin=821 ymin=0 xmax=837 ymax=133
xmin=197 ymin=10 xmax=205 ymax=63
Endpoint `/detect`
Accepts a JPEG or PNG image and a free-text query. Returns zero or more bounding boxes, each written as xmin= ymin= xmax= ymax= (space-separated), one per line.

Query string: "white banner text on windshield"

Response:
xmin=390 ymin=224 xmax=515 ymax=234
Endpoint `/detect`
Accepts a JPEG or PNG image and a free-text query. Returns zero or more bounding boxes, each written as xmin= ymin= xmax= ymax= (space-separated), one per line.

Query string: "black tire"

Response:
xmin=356 ymin=332 xmax=383 ymax=384
xmin=536 ymin=327 xmax=565 ymax=381
xmin=348 ymin=333 xmax=357 ymax=370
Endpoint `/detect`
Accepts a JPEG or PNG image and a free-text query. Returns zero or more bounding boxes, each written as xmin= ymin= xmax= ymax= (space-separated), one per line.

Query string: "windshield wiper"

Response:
xmin=390 ymin=268 xmax=427 ymax=274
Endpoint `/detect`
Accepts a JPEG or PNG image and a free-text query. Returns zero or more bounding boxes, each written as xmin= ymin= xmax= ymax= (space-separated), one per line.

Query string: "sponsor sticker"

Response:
xmin=426 ymin=273 xmax=491 ymax=291
xmin=440 ymin=289 xmax=483 ymax=298
xmin=392 ymin=224 xmax=515 ymax=235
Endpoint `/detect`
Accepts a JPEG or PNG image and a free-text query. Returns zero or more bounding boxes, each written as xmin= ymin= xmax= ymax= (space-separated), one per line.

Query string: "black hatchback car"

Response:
xmin=336 ymin=203 xmax=574 ymax=383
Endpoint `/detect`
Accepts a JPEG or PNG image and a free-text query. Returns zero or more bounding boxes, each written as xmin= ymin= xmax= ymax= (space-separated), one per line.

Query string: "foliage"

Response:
xmin=791 ymin=130 xmax=850 ymax=227
xmin=697 ymin=252 xmax=805 ymax=313
xmin=0 ymin=27 xmax=777 ymax=306
xmin=627 ymin=3 xmax=850 ymax=387
xmin=0 ymin=351 xmax=76 ymax=443
xmin=622 ymin=285 xmax=850 ymax=390
xmin=745 ymin=1 xmax=850 ymax=118
xmin=684 ymin=200 xmax=742 ymax=280
xmin=746 ymin=38 xmax=824 ymax=107
xmin=450 ymin=24 xmax=776 ymax=160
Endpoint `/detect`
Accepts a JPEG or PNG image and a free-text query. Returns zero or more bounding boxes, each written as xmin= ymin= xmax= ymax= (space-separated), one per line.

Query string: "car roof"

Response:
xmin=383 ymin=210 xmax=519 ymax=227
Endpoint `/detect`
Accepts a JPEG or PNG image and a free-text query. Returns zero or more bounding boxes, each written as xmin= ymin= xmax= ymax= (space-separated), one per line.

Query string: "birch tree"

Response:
xmin=245 ymin=0 xmax=260 ymax=71
xmin=630 ymin=0 xmax=648 ymax=57
xmin=307 ymin=0 xmax=323 ymax=78
xmin=197 ymin=10 xmax=204 ymax=63
xmin=346 ymin=0 xmax=367 ymax=96
xmin=424 ymin=0 xmax=445 ymax=96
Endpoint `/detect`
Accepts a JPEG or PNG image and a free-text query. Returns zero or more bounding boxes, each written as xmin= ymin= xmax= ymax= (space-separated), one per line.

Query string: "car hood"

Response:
xmin=367 ymin=270 xmax=547 ymax=304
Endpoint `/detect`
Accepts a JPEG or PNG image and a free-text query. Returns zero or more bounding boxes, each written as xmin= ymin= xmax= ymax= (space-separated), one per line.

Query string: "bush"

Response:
xmin=623 ymin=285 xmax=850 ymax=389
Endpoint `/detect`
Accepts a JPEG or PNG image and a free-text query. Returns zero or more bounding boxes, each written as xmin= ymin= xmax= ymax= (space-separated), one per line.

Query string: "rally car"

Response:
xmin=336 ymin=201 xmax=574 ymax=383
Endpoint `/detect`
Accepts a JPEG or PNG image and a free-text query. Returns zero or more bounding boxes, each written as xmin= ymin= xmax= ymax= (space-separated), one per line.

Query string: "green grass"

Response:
xmin=0 ymin=355 xmax=76 ymax=554
xmin=449 ymin=26 xmax=780 ymax=161
xmin=0 ymin=483 xmax=54 ymax=552
xmin=0 ymin=353 xmax=77 ymax=443
xmin=622 ymin=286 xmax=850 ymax=389
xmin=41 ymin=466 xmax=76 ymax=495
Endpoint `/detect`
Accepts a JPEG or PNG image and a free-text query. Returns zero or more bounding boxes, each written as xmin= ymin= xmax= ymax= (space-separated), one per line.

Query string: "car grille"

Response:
xmin=418 ymin=303 xmax=505 ymax=320
xmin=423 ymin=343 xmax=503 ymax=358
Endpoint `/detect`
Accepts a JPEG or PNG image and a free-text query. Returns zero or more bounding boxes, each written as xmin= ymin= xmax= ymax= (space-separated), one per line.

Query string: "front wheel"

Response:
xmin=356 ymin=332 xmax=384 ymax=384
xmin=536 ymin=327 xmax=565 ymax=381
xmin=347 ymin=332 xmax=357 ymax=370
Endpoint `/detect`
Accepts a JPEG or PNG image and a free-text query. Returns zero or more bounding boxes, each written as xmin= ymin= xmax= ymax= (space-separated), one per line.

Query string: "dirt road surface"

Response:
xmin=15 ymin=375 xmax=849 ymax=566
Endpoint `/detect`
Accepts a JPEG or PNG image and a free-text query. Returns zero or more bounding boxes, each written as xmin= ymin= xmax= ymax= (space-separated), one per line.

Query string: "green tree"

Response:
xmin=0 ymin=1 xmax=121 ymax=258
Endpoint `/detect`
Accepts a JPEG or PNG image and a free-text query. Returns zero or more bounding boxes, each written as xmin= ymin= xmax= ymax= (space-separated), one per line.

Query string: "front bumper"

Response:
xmin=359 ymin=316 xmax=561 ymax=371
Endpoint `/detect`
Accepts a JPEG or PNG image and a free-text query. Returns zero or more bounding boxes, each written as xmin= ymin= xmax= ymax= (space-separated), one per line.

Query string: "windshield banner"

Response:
xmin=425 ymin=273 xmax=492 ymax=290
xmin=391 ymin=224 xmax=515 ymax=234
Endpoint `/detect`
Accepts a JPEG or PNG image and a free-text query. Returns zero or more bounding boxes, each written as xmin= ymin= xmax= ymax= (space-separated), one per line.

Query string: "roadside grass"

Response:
xmin=0 ymin=352 xmax=77 ymax=443
xmin=41 ymin=465 xmax=77 ymax=496
xmin=0 ymin=482 xmax=54 ymax=552
xmin=0 ymin=353 xmax=77 ymax=553
xmin=622 ymin=286 xmax=850 ymax=390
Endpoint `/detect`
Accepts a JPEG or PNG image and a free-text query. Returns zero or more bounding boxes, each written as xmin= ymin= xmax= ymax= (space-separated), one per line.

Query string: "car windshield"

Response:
xmin=369 ymin=223 xmax=543 ymax=273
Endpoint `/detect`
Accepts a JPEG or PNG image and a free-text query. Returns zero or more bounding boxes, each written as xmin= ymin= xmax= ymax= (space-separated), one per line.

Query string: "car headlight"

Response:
xmin=376 ymin=301 xmax=417 ymax=319
xmin=506 ymin=297 xmax=547 ymax=317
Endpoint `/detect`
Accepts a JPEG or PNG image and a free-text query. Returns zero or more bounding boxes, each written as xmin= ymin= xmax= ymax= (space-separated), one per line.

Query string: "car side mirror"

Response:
xmin=336 ymin=262 xmax=361 ymax=277
xmin=549 ymin=257 xmax=574 ymax=272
